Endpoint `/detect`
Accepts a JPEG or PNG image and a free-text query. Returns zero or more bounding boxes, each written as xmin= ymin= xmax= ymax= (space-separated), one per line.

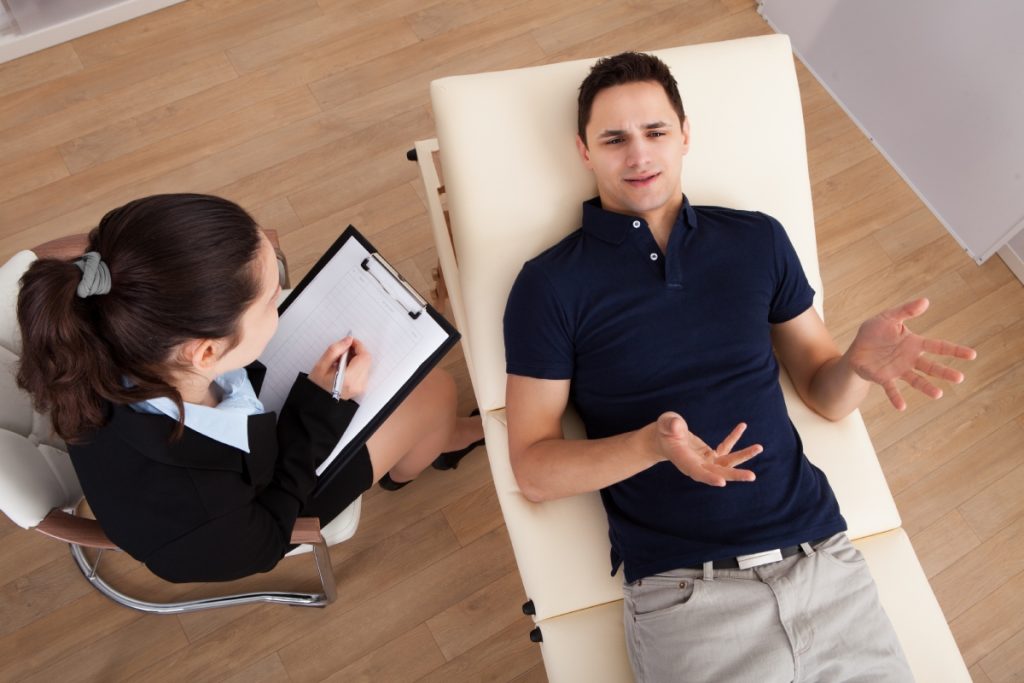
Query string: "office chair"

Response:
xmin=0 ymin=230 xmax=359 ymax=614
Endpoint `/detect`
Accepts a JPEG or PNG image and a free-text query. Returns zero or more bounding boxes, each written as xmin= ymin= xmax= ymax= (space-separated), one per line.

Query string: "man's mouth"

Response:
xmin=624 ymin=172 xmax=660 ymax=187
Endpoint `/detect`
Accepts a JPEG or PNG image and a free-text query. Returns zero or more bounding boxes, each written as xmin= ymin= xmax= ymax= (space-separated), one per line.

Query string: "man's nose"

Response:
xmin=625 ymin=138 xmax=650 ymax=167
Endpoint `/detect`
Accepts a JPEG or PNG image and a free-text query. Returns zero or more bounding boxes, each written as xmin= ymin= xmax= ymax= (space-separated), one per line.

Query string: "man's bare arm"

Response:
xmin=507 ymin=375 xmax=762 ymax=503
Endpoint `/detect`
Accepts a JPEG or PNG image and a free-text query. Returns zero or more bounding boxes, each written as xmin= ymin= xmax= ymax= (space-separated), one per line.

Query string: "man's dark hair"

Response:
xmin=577 ymin=51 xmax=686 ymax=144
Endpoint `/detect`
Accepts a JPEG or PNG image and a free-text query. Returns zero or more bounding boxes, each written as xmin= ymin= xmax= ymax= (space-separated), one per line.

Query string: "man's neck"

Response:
xmin=639 ymin=196 xmax=683 ymax=253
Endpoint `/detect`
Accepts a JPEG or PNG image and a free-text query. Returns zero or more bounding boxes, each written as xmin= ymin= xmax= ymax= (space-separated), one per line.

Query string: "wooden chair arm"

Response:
xmin=290 ymin=517 xmax=324 ymax=545
xmin=37 ymin=509 xmax=323 ymax=549
xmin=35 ymin=509 xmax=118 ymax=549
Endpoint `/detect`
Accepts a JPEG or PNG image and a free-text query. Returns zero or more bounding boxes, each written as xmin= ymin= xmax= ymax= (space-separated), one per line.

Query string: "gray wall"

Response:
xmin=760 ymin=0 xmax=1024 ymax=264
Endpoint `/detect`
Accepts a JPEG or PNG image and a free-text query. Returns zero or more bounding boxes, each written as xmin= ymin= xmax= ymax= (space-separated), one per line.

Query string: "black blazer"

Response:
xmin=68 ymin=365 xmax=357 ymax=583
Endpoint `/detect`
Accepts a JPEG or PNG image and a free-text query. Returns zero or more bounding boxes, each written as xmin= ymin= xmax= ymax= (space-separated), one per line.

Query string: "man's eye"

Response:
xmin=648 ymin=131 xmax=665 ymax=138
xmin=605 ymin=138 xmax=623 ymax=145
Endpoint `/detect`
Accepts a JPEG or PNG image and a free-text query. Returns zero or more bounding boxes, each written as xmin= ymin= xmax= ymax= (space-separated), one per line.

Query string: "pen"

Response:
xmin=331 ymin=330 xmax=353 ymax=401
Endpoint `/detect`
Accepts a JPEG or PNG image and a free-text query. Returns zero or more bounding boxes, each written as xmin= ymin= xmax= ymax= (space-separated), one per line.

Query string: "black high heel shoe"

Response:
xmin=432 ymin=409 xmax=485 ymax=471
xmin=378 ymin=472 xmax=411 ymax=491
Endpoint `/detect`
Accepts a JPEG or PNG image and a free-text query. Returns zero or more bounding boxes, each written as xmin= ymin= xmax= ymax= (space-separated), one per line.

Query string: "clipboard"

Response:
xmin=257 ymin=225 xmax=460 ymax=494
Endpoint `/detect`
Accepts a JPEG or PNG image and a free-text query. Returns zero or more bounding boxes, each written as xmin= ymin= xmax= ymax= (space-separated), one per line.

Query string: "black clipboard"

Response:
xmin=274 ymin=225 xmax=460 ymax=495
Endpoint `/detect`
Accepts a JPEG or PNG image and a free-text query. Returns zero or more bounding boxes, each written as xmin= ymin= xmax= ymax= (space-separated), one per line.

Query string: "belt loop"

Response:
xmin=703 ymin=561 xmax=714 ymax=581
xmin=800 ymin=542 xmax=815 ymax=557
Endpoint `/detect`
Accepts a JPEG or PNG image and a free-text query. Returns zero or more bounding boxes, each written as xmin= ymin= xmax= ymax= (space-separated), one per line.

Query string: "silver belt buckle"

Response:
xmin=736 ymin=548 xmax=784 ymax=570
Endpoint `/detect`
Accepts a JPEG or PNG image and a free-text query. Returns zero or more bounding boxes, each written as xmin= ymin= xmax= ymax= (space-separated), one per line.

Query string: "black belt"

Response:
xmin=690 ymin=536 xmax=833 ymax=570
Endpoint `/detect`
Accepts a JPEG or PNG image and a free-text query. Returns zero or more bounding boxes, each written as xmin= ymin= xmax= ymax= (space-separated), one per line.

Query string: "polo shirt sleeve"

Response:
xmin=503 ymin=260 xmax=574 ymax=380
xmin=764 ymin=214 xmax=816 ymax=324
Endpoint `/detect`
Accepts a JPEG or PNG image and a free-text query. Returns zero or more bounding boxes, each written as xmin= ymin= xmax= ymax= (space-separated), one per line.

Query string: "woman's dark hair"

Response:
xmin=16 ymin=193 xmax=263 ymax=442
xmin=577 ymin=51 xmax=686 ymax=144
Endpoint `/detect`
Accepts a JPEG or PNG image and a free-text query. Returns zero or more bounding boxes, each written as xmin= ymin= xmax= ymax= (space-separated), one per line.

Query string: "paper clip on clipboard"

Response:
xmin=361 ymin=253 xmax=427 ymax=319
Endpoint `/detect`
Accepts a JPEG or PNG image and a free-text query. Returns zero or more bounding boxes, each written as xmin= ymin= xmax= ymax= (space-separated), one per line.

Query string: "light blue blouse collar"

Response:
xmin=130 ymin=368 xmax=265 ymax=453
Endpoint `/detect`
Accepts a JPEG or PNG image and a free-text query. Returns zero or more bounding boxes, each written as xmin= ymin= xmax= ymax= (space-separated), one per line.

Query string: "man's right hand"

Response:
xmin=653 ymin=413 xmax=762 ymax=487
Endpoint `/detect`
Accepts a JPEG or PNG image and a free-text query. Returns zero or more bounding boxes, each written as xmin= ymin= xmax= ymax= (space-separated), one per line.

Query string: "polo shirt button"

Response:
xmin=650 ymin=253 xmax=658 ymax=261
xmin=632 ymin=220 xmax=641 ymax=228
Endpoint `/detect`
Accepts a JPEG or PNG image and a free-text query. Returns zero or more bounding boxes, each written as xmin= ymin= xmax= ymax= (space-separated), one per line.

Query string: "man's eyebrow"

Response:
xmin=596 ymin=121 xmax=672 ymax=138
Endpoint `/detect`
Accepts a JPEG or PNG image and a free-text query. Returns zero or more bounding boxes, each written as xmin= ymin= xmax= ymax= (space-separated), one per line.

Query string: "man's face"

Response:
xmin=576 ymin=81 xmax=689 ymax=218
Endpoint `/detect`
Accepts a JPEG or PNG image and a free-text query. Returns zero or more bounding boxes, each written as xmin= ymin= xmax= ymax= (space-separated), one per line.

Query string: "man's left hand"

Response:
xmin=848 ymin=298 xmax=976 ymax=411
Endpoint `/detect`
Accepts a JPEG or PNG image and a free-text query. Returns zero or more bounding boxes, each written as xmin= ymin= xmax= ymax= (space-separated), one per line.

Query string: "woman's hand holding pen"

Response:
xmin=309 ymin=336 xmax=371 ymax=400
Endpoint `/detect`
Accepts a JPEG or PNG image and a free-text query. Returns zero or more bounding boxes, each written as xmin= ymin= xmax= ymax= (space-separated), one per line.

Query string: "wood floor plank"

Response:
xmin=72 ymin=0 xmax=322 ymax=69
xmin=529 ymin=0 xmax=684 ymax=56
xmin=316 ymin=624 xmax=446 ymax=683
xmin=959 ymin=461 xmax=1024 ymax=542
xmin=222 ymin=653 xmax=291 ymax=683
xmin=442 ymin=479 xmax=504 ymax=547
xmin=426 ymin=569 xmax=528 ymax=661
xmin=275 ymin=526 xmax=518 ymax=682
xmin=0 ymin=147 xmax=69 ymax=205
xmin=0 ymin=51 xmax=238 ymax=164
xmin=978 ymin=626 xmax=1024 ymax=682
xmin=540 ymin=0 xmax=753 ymax=64
xmin=307 ymin=0 xmax=592 ymax=109
xmin=510 ymin=662 xmax=550 ymax=683
xmin=969 ymin=662 xmax=994 ymax=683
xmin=418 ymin=617 xmax=543 ymax=683
xmin=950 ymin=569 xmax=1024 ymax=667
xmin=22 ymin=612 xmax=189 ymax=683
xmin=408 ymin=0 xmax=531 ymax=41
xmin=0 ymin=43 xmax=82 ymax=99
xmin=932 ymin=500 xmax=1024 ymax=622
xmin=910 ymin=509 xmax=981 ymax=580
xmin=0 ymin=86 xmax=321 ymax=254
xmin=894 ymin=416 xmax=1024 ymax=536
xmin=0 ymin=555 xmax=93 ymax=638
xmin=314 ymin=31 xmax=547 ymax=134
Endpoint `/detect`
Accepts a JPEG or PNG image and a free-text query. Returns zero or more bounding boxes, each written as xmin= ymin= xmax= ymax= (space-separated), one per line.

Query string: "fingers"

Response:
xmin=310 ymin=336 xmax=354 ymax=377
xmin=921 ymin=337 xmax=977 ymax=360
xmin=657 ymin=412 xmax=688 ymax=439
xmin=716 ymin=444 xmax=763 ymax=469
xmin=900 ymin=369 xmax=942 ymax=399
xmin=716 ymin=422 xmax=747 ymax=456
xmin=914 ymin=355 xmax=964 ymax=384
xmin=885 ymin=297 xmax=929 ymax=322
xmin=882 ymin=379 xmax=907 ymax=411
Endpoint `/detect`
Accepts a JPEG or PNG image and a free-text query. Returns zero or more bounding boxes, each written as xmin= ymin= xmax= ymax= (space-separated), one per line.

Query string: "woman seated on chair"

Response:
xmin=15 ymin=193 xmax=484 ymax=583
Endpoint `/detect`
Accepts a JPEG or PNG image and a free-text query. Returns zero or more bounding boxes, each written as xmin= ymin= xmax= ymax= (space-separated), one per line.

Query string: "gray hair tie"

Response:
xmin=74 ymin=251 xmax=112 ymax=298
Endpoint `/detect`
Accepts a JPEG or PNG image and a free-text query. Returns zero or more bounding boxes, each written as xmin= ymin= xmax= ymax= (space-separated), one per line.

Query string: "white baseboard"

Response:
xmin=0 ymin=0 xmax=185 ymax=65
xmin=997 ymin=244 xmax=1024 ymax=286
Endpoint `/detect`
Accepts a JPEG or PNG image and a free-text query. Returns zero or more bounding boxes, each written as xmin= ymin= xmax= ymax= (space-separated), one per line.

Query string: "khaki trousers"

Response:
xmin=622 ymin=533 xmax=913 ymax=682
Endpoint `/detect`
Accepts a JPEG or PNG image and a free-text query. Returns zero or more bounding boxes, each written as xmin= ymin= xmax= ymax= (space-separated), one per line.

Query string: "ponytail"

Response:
xmin=16 ymin=259 xmax=130 ymax=441
xmin=15 ymin=194 xmax=262 ymax=442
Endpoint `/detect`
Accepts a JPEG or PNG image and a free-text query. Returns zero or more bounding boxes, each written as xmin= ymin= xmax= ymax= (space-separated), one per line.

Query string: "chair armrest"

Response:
xmin=37 ymin=509 xmax=324 ymax=551
xmin=35 ymin=509 xmax=118 ymax=549
xmin=290 ymin=516 xmax=324 ymax=545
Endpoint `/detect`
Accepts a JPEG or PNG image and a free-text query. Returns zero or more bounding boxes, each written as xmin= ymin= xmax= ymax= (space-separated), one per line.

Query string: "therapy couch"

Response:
xmin=412 ymin=34 xmax=970 ymax=682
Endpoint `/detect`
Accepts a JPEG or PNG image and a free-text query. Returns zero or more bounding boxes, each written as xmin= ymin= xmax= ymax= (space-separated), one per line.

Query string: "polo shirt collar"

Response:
xmin=581 ymin=194 xmax=698 ymax=244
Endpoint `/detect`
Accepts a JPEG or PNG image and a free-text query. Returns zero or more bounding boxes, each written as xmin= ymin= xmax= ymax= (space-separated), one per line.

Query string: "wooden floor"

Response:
xmin=1 ymin=1 xmax=1022 ymax=681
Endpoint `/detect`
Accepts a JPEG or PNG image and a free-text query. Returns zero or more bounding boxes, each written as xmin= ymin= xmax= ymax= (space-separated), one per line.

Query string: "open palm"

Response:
xmin=848 ymin=298 xmax=976 ymax=410
xmin=655 ymin=413 xmax=763 ymax=487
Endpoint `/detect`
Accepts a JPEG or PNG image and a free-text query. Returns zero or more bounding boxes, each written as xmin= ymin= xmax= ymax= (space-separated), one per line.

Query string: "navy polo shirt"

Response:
xmin=503 ymin=196 xmax=846 ymax=582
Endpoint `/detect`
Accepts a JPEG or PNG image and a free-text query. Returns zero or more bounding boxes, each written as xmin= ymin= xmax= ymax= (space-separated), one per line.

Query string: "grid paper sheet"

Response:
xmin=258 ymin=236 xmax=450 ymax=475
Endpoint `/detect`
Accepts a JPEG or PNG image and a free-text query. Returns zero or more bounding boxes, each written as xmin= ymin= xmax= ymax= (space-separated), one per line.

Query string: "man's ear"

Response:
xmin=575 ymin=134 xmax=593 ymax=169
xmin=180 ymin=339 xmax=221 ymax=371
xmin=680 ymin=117 xmax=691 ymax=156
